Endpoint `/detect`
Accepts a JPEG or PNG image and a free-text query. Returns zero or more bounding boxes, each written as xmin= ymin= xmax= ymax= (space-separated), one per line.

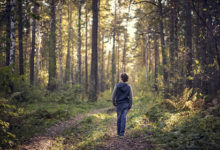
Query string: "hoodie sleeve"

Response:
xmin=112 ymin=85 xmax=117 ymax=106
xmin=128 ymin=86 xmax=133 ymax=109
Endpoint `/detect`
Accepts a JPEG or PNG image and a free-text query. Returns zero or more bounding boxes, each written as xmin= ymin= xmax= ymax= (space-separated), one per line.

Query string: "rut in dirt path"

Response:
xmin=18 ymin=106 xmax=113 ymax=150
xmin=97 ymin=115 xmax=154 ymax=150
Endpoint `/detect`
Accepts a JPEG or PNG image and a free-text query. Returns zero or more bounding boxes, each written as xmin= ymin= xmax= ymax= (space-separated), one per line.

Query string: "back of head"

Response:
xmin=121 ymin=73 xmax=129 ymax=82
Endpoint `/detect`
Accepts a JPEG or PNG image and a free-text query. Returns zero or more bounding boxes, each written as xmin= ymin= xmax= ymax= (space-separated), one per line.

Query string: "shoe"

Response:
xmin=118 ymin=135 xmax=124 ymax=139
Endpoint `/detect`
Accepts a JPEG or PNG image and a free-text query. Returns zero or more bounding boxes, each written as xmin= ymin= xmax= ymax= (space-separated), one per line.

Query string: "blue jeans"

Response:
xmin=116 ymin=102 xmax=129 ymax=136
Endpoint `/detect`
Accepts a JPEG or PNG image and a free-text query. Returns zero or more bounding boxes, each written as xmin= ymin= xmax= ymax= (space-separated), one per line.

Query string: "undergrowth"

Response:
xmin=0 ymin=83 xmax=111 ymax=149
xmin=126 ymin=89 xmax=220 ymax=150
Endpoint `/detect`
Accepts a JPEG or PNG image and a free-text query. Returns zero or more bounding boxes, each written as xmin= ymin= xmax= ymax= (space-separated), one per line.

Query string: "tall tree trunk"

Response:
xmin=169 ymin=0 xmax=175 ymax=67
xmin=106 ymin=51 xmax=111 ymax=89
xmin=58 ymin=0 xmax=63 ymax=85
xmin=100 ymin=33 xmax=105 ymax=92
xmin=154 ymin=35 xmax=159 ymax=92
xmin=185 ymin=0 xmax=193 ymax=88
xmin=89 ymin=0 xmax=99 ymax=101
xmin=24 ymin=0 xmax=30 ymax=68
xmin=169 ymin=0 xmax=175 ymax=94
xmin=148 ymin=39 xmax=152 ymax=76
xmin=111 ymin=0 xmax=117 ymax=90
xmin=122 ymin=0 xmax=131 ymax=72
xmin=122 ymin=32 xmax=127 ymax=72
xmin=144 ymin=36 xmax=148 ymax=81
xmin=77 ymin=0 xmax=82 ymax=84
xmin=6 ymin=0 xmax=11 ymax=66
xmin=30 ymin=4 xmax=37 ymax=85
xmin=9 ymin=0 xmax=16 ymax=70
xmin=85 ymin=0 xmax=88 ymax=93
xmin=36 ymin=34 xmax=41 ymax=84
xmin=117 ymin=36 xmax=120 ymax=83
xmin=158 ymin=0 xmax=168 ymax=97
xmin=71 ymin=43 xmax=74 ymax=85
xmin=48 ymin=0 xmax=57 ymax=90
xmin=65 ymin=1 xmax=72 ymax=83
xmin=18 ymin=0 xmax=24 ymax=75
xmin=174 ymin=0 xmax=179 ymax=59
xmin=36 ymin=8 xmax=41 ymax=85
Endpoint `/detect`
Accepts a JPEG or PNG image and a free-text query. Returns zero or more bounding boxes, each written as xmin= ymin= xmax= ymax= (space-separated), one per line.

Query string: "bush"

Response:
xmin=0 ymin=98 xmax=18 ymax=148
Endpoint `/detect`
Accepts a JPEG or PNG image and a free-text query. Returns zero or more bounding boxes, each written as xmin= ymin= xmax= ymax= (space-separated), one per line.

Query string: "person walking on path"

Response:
xmin=112 ymin=73 xmax=133 ymax=137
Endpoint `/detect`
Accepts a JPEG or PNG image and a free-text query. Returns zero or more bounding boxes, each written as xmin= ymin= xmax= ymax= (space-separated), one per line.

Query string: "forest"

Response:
xmin=0 ymin=0 xmax=219 ymax=149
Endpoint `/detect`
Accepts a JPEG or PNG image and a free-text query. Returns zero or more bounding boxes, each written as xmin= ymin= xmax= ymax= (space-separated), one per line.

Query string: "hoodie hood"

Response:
xmin=117 ymin=82 xmax=129 ymax=92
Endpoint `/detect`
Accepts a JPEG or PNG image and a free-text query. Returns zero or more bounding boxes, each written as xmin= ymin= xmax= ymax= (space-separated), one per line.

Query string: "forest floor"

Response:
xmin=18 ymin=105 xmax=155 ymax=150
xmin=14 ymin=90 xmax=220 ymax=150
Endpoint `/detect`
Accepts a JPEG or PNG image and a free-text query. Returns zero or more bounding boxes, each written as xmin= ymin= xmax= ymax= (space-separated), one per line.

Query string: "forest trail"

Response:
xmin=18 ymin=107 xmax=113 ymax=150
xmin=97 ymin=117 xmax=153 ymax=150
xmin=18 ymin=106 xmax=154 ymax=150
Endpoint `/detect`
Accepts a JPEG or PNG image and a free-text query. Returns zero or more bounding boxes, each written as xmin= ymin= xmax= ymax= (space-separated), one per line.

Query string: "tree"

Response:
xmin=154 ymin=34 xmax=159 ymax=92
xmin=76 ymin=0 xmax=82 ymax=84
xmin=158 ymin=0 xmax=168 ymax=97
xmin=100 ymin=32 xmax=105 ymax=92
xmin=18 ymin=0 xmax=24 ymax=75
xmin=9 ymin=0 xmax=16 ymax=69
xmin=111 ymin=0 xmax=117 ymax=90
xmin=65 ymin=0 xmax=72 ymax=84
xmin=85 ymin=0 xmax=88 ymax=93
xmin=89 ymin=0 xmax=99 ymax=101
xmin=30 ymin=3 xmax=37 ymax=85
xmin=48 ymin=0 xmax=57 ymax=90
xmin=122 ymin=0 xmax=132 ymax=72
xmin=58 ymin=0 xmax=63 ymax=85
xmin=6 ymin=0 xmax=11 ymax=66
xmin=184 ymin=0 xmax=192 ymax=88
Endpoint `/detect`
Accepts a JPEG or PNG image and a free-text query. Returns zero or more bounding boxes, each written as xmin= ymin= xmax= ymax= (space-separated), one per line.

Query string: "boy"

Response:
xmin=112 ymin=73 xmax=133 ymax=137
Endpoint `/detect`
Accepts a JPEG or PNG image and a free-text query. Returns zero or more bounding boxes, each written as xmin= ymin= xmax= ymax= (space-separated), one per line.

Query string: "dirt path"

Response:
xmin=18 ymin=107 xmax=113 ymax=150
xmin=98 ymin=115 xmax=153 ymax=150
xmin=18 ymin=106 xmax=154 ymax=150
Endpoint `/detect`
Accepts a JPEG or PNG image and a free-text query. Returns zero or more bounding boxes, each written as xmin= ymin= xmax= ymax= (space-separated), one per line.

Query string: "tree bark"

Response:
xmin=77 ymin=0 xmax=82 ymax=84
xmin=122 ymin=0 xmax=131 ymax=72
xmin=36 ymin=7 xmax=41 ymax=85
xmin=100 ymin=33 xmax=105 ymax=92
xmin=18 ymin=0 xmax=24 ymax=75
xmin=169 ymin=0 xmax=175 ymax=66
xmin=58 ymin=0 xmax=63 ymax=85
xmin=6 ymin=0 xmax=11 ymax=66
xmin=9 ymin=0 xmax=17 ymax=70
xmin=117 ymin=35 xmax=120 ymax=83
xmin=185 ymin=0 xmax=193 ymax=88
xmin=85 ymin=0 xmax=88 ymax=93
xmin=144 ymin=36 xmax=148 ymax=81
xmin=48 ymin=0 xmax=57 ymax=90
xmin=154 ymin=35 xmax=159 ymax=92
xmin=89 ymin=0 xmax=99 ymax=101
xmin=111 ymin=0 xmax=117 ymax=90
xmin=65 ymin=1 xmax=72 ymax=84
xmin=158 ymin=0 xmax=168 ymax=97
xmin=30 ymin=3 xmax=37 ymax=85
xmin=122 ymin=32 xmax=127 ymax=72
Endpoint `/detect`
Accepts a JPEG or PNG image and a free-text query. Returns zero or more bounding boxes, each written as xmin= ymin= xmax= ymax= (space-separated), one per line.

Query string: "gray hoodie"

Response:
xmin=112 ymin=82 xmax=133 ymax=109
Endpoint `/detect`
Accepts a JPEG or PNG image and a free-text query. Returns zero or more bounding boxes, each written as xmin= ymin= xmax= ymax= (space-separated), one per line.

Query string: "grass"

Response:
xmin=2 ymin=86 xmax=219 ymax=150
xmin=7 ymin=88 xmax=112 ymax=147
xmin=51 ymin=111 xmax=115 ymax=150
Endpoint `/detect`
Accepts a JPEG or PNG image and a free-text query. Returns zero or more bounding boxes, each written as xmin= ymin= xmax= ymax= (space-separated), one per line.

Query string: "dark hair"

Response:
xmin=121 ymin=73 xmax=129 ymax=82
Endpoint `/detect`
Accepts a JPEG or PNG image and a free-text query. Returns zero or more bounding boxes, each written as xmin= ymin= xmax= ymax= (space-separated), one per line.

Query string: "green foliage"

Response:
xmin=0 ymin=66 xmax=22 ymax=96
xmin=143 ymin=94 xmax=219 ymax=149
xmin=0 ymin=98 xmax=18 ymax=148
